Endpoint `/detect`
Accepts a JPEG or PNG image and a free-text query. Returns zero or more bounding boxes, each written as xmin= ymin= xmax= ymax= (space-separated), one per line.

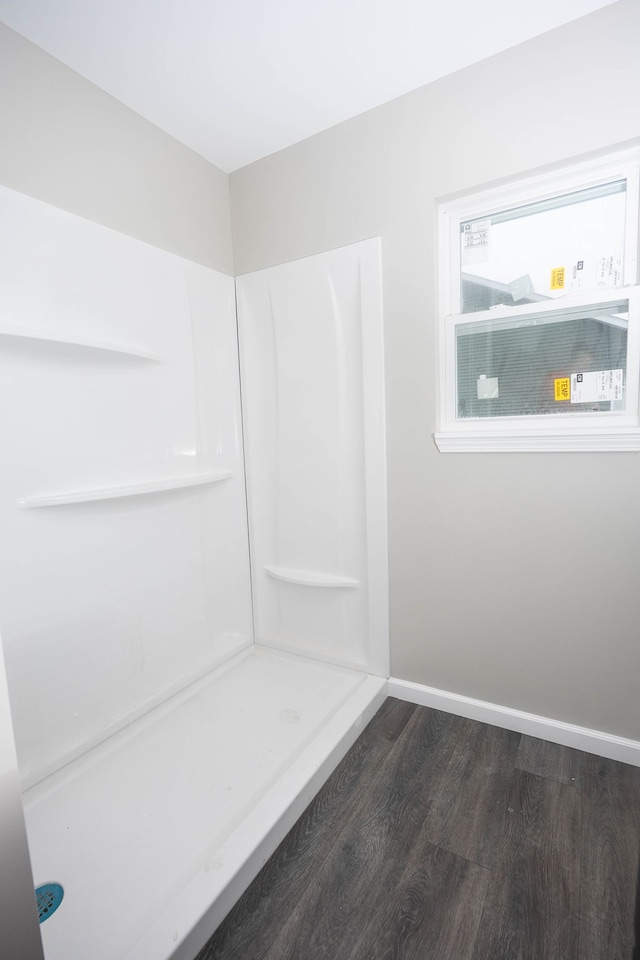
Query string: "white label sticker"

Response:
xmin=569 ymin=258 xmax=585 ymax=291
xmin=569 ymin=253 xmax=624 ymax=291
xmin=477 ymin=375 xmax=499 ymax=400
xmin=570 ymin=369 xmax=624 ymax=404
xmin=596 ymin=253 xmax=623 ymax=288
xmin=463 ymin=219 xmax=490 ymax=248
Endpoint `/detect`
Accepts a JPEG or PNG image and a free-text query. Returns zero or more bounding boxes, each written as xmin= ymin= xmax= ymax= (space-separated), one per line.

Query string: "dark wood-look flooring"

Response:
xmin=195 ymin=699 xmax=640 ymax=960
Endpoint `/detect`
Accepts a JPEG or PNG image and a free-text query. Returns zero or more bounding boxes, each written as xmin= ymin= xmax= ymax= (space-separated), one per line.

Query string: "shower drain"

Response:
xmin=35 ymin=883 xmax=64 ymax=923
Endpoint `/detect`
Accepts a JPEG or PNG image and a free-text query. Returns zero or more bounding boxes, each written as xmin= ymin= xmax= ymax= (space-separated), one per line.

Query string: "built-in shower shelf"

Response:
xmin=19 ymin=472 xmax=233 ymax=508
xmin=0 ymin=323 xmax=159 ymax=361
xmin=264 ymin=566 xmax=360 ymax=588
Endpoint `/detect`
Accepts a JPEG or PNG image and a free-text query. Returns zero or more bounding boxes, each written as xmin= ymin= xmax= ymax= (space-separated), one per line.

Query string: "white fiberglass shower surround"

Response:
xmin=0 ymin=186 xmax=388 ymax=960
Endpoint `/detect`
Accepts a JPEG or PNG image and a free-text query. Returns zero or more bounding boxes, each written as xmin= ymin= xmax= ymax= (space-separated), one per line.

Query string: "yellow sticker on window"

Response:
xmin=550 ymin=267 xmax=565 ymax=290
xmin=554 ymin=377 xmax=571 ymax=401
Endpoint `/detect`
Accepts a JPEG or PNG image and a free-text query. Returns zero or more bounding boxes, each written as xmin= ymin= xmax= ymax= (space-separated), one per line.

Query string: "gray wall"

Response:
xmin=230 ymin=0 xmax=640 ymax=740
xmin=0 ymin=22 xmax=233 ymax=273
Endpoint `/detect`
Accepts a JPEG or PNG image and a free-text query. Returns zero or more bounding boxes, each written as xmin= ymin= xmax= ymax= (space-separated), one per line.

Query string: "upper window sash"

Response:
xmin=439 ymin=151 xmax=640 ymax=319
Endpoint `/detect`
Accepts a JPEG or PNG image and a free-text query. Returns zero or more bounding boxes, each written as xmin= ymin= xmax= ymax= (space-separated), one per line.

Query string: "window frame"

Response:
xmin=436 ymin=146 xmax=640 ymax=453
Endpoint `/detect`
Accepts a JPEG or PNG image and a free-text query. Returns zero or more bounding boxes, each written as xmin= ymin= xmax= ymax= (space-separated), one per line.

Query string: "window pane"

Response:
xmin=455 ymin=301 xmax=628 ymax=419
xmin=460 ymin=180 xmax=627 ymax=314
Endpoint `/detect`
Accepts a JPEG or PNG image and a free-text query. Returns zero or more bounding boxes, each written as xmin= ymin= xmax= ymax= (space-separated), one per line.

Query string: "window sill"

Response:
xmin=434 ymin=428 xmax=640 ymax=453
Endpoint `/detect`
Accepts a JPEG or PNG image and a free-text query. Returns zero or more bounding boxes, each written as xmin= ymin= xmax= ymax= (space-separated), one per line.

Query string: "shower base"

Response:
xmin=22 ymin=644 xmax=386 ymax=960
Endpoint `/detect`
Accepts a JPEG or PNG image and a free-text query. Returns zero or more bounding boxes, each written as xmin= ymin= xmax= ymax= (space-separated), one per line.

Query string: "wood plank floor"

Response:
xmin=195 ymin=698 xmax=640 ymax=960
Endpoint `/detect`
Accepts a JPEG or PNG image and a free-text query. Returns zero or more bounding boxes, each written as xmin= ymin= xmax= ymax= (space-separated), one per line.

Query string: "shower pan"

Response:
xmin=0 ymin=185 xmax=388 ymax=960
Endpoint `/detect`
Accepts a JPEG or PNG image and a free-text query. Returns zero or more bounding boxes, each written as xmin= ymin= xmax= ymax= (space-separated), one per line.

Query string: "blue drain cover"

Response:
xmin=35 ymin=883 xmax=64 ymax=923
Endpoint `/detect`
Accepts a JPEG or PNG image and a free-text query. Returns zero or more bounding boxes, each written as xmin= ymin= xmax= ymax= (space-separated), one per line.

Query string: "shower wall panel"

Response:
xmin=237 ymin=238 xmax=388 ymax=675
xmin=0 ymin=186 xmax=252 ymax=787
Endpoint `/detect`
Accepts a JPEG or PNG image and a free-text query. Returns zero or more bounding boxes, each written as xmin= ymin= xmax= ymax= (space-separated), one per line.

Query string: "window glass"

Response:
xmin=455 ymin=300 xmax=628 ymax=419
xmin=460 ymin=181 xmax=627 ymax=314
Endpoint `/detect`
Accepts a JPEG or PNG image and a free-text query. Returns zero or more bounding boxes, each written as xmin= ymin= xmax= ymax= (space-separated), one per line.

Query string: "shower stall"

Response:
xmin=0 ymin=185 xmax=388 ymax=959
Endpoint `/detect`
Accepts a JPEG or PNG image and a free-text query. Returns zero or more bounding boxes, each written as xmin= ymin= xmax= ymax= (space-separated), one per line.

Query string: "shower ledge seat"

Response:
xmin=22 ymin=644 xmax=386 ymax=960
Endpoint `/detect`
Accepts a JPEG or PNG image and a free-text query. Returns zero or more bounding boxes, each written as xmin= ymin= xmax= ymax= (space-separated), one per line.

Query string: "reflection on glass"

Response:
xmin=460 ymin=180 xmax=627 ymax=314
xmin=456 ymin=301 xmax=628 ymax=419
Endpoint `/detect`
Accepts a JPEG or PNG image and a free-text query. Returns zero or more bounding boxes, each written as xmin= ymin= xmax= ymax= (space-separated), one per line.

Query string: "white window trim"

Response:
xmin=436 ymin=145 xmax=640 ymax=453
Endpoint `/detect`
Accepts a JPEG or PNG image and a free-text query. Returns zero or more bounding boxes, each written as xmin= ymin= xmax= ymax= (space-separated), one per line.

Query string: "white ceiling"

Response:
xmin=0 ymin=0 xmax=618 ymax=173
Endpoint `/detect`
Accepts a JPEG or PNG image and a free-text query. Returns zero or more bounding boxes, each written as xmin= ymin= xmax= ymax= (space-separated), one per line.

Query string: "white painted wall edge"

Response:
xmin=388 ymin=677 xmax=640 ymax=767
xmin=0 ymin=633 xmax=44 ymax=960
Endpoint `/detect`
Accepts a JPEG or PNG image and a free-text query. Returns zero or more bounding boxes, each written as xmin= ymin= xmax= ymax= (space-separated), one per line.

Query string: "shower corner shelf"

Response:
xmin=0 ymin=324 xmax=160 ymax=361
xmin=264 ymin=566 xmax=360 ymax=588
xmin=18 ymin=471 xmax=233 ymax=508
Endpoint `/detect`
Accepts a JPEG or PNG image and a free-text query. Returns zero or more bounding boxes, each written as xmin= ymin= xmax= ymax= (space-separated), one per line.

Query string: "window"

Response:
xmin=436 ymin=146 xmax=640 ymax=452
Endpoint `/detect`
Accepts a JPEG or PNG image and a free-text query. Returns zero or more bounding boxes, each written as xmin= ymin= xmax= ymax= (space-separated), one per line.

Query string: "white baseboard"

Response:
xmin=387 ymin=677 xmax=640 ymax=768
